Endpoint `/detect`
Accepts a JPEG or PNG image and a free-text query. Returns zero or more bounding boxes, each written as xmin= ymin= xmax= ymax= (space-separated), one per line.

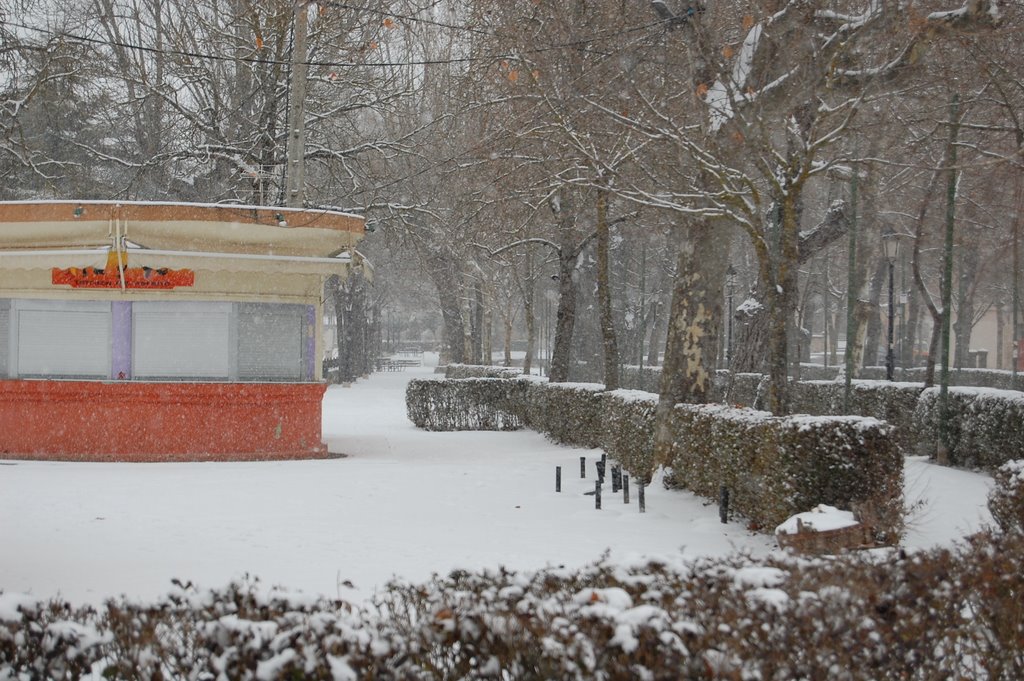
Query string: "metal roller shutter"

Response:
xmin=133 ymin=301 xmax=232 ymax=379
xmin=15 ymin=299 xmax=111 ymax=378
xmin=237 ymin=303 xmax=304 ymax=381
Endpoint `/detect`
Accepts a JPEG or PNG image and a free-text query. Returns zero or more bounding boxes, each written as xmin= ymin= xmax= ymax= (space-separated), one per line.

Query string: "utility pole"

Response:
xmin=284 ymin=1 xmax=309 ymax=208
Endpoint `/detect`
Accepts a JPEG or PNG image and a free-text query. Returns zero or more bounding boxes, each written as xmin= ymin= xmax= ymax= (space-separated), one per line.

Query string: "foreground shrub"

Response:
xmin=4 ymin=532 xmax=1023 ymax=680
xmin=989 ymin=459 xmax=1024 ymax=535
xmin=912 ymin=387 xmax=1024 ymax=468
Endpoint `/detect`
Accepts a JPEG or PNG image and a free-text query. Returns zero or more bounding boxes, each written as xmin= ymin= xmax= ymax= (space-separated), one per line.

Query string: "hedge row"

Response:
xmin=912 ymin=387 xmax=1024 ymax=469
xmin=669 ymin=407 xmax=904 ymax=538
xmin=435 ymin=365 xmax=1024 ymax=471
xmin=5 ymin=531 xmax=1024 ymax=680
xmin=406 ymin=378 xmax=527 ymax=431
xmin=407 ymin=378 xmax=902 ymax=538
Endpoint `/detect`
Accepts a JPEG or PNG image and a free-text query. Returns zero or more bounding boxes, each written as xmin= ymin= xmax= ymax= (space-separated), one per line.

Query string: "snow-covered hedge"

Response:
xmin=444 ymin=363 xmax=523 ymax=379
xmin=407 ymin=379 xmax=903 ymax=538
xmin=5 ymin=532 xmax=1024 ymax=679
xmin=405 ymin=378 xmax=527 ymax=431
xmin=789 ymin=380 xmax=924 ymax=454
xmin=912 ymin=387 xmax=1024 ymax=469
xmin=525 ymin=381 xmax=607 ymax=448
xmin=668 ymin=406 xmax=903 ymax=539
xmin=600 ymin=390 xmax=659 ymax=480
xmin=989 ymin=460 xmax=1024 ymax=535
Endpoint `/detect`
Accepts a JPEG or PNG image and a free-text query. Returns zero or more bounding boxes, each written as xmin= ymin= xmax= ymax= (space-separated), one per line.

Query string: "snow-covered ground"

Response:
xmin=0 ymin=359 xmax=994 ymax=606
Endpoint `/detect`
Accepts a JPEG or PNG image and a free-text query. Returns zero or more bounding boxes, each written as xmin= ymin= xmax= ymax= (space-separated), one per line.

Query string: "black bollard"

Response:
xmin=719 ymin=485 xmax=730 ymax=524
xmin=612 ymin=466 xmax=621 ymax=493
xmin=580 ymin=456 xmax=586 ymax=478
xmin=595 ymin=480 xmax=602 ymax=510
xmin=596 ymin=460 xmax=605 ymax=483
xmin=638 ymin=483 xmax=645 ymax=513
xmin=623 ymin=475 xmax=630 ymax=504
xmin=556 ymin=466 xmax=562 ymax=493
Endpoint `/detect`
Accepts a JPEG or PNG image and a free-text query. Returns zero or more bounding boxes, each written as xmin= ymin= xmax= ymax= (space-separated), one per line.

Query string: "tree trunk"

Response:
xmin=652 ymin=218 xmax=727 ymax=468
xmin=549 ymin=248 xmax=579 ymax=383
xmin=523 ymin=274 xmax=536 ymax=375
xmin=766 ymin=193 xmax=802 ymax=415
xmin=549 ymin=189 xmax=581 ymax=383
xmin=427 ymin=254 xmax=466 ymax=365
xmin=863 ymin=258 xmax=888 ymax=367
xmin=953 ymin=241 xmax=979 ymax=368
xmin=504 ymin=318 xmax=514 ymax=366
xmin=595 ymin=187 xmax=620 ymax=390
xmin=647 ymin=295 xmax=665 ymax=366
xmin=472 ymin=282 xmax=484 ymax=364
xmin=732 ymin=201 xmax=849 ymax=376
xmin=905 ymin=286 xmax=921 ymax=367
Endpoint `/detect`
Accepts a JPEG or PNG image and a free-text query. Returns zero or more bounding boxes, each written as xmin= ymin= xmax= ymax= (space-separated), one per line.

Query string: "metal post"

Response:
xmin=726 ymin=265 xmax=736 ymax=367
xmin=886 ymin=258 xmax=895 ymax=381
xmin=556 ymin=466 xmax=561 ymax=493
xmin=595 ymin=480 xmax=602 ymax=510
xmin=580 ymin=456 xmax=586 ymax=478
xmin=883 ymin=229 xmax=899 ymax=382
xmin=638 ymin=483 xmax=645 ymax=513
xmin=623 ymin=475 xmax=630 ymax=504
xmin=719 ymin=485 xmax=730 ymax=524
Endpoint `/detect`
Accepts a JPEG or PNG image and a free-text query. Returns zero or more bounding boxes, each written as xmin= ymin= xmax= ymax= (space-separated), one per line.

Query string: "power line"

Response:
xmin=3 ymin=12 xmax=663 ymax=70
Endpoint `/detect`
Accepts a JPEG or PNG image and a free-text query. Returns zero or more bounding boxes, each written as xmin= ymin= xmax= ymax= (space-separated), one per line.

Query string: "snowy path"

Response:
xmin=0 ymin=365 xmax=994 ymax=606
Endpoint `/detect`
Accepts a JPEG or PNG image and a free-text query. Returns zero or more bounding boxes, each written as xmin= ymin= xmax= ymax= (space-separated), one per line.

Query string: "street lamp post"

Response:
xmin=883 ymin=228 xmax=900 ymax=381
xmin=726 ymin=265 xmax=737 ymax=367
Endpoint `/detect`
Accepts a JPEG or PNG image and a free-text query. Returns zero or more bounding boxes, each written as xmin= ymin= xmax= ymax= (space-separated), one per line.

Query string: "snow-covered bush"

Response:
xmin=444 ymin=363 xmax=523 ymax=379
xmin=790 ymin=380 xmax=924 ymax=454
xmin=407 ymin=380 xmax=904 ymax=538
xmin=406 ymin=378 xmax=527 ymax=431
xmin=4 ymin=532 xmax=1024 ymax=680
xmin=989 ymin=460 xmax=1024 ymax=535
xmin=0 ymin=595 xmax=107 ymax=679
xmin=668 ymin=405 xmax=903 ymax=540
xmin=524 ymin=381 xmax=607 ymax=448
xmin=912 ymin=387 xmax=1024 ymax=469
xmin=600 ymin=389 xmax=659 ymax=479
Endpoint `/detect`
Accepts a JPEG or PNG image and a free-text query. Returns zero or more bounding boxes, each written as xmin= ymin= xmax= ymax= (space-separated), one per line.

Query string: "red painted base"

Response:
xmin=0 ymin=380 xmax=328 ymax=462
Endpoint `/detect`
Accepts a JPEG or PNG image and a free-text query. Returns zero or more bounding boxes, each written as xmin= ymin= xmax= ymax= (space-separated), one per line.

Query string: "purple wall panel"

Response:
xmin=306 ymin=305 xmax=316 ymax=381
xmin=112 ymin=301 xmax=132 ymax=379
